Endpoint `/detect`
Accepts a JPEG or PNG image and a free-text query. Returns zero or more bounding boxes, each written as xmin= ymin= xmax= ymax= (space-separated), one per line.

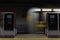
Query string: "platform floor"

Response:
xmin=0 ymin=34 xmax=60 ymax=40
xmin=15 ymin=34 xmax=47 ymax=38
xmin=0 ymin=38 xmax=60 ymax=40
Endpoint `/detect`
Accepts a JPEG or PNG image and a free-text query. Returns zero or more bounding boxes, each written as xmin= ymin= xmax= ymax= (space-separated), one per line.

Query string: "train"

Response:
xmin=27 ymin=8 xmax=60 ymax=37
xmin=0 ymin=8 xmax=60 ymax=38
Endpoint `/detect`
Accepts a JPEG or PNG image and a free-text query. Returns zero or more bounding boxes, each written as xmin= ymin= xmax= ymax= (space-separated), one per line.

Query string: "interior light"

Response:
xmin=42 ymin=8 xmax=52 ymax=11
xmin=53 ymin=9 xmax=60 ymax=11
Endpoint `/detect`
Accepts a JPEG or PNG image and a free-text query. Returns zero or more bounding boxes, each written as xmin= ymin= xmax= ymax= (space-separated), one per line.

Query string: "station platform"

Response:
xmin=15 ymin=34 xmax=47 ymax=38
xmin=0 ymin=34 xmax=59 ymax=40
xmin=0 ymin=38 xmax=60 ymax=40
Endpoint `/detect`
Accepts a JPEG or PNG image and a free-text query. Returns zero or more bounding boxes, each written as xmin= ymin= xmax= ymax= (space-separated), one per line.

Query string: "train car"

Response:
xmin=27 ymin=8 xmax=60 ymax=38
xmin=26 ymin=8 xmax=47 ymax=34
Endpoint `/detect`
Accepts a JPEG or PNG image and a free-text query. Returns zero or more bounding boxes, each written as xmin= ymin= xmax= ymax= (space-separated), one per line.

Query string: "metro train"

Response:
xmin=26 ymin=8 xmax=49 ymax=34
xmin=26 ymin=8 xmax=60 ymax=37
xmin=0 ymin=8 xmax=60 ymax=38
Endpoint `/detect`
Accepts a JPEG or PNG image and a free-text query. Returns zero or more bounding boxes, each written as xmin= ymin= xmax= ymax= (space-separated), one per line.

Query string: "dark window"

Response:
xmin=47 ymin=13 xmax=58 ymax=30
xmin=4 ymin=14 xmax=14 ymax=30
xmin=59 ymin=14 xmax=60 ymax=30
xmin=39 ymin=12 xmax=43 ymax=21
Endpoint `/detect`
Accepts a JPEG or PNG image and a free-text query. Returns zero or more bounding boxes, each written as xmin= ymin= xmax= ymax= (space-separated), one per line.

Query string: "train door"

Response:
xmin=47 ymin=12 xmax=59 ymax=38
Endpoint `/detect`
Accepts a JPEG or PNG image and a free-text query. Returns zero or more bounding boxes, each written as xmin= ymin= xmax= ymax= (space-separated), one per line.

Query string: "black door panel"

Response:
xmin=47 ymin=13 xmax=58 ymax=30
xmin=4 ymin=14 xmax=14 ymax=30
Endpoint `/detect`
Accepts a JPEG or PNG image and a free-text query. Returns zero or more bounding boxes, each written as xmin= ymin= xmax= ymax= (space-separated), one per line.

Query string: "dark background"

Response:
xmin=0 ymin=0 xmax=60 ymax=33
xmin=0 ymin=0 xmax=60 ymax=18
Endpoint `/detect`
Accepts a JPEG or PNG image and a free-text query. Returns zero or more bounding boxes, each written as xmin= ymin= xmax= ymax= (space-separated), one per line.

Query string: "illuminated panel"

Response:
xmin=31 ymin=8 xmax=41 ymax=12
xmin=53 ymin=9 xmax=60 ymax=11
xmin=42 ymin=9 xmax=52 ymax=11
xmin=28 ymin=8 xmax=41 ymax=13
